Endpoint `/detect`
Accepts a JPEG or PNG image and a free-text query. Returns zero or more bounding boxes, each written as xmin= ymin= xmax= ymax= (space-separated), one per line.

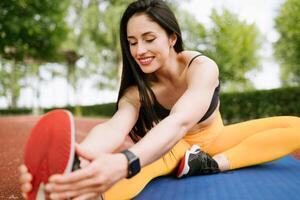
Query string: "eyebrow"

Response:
xmin=127 ymin=31 xmax=156 ymax=39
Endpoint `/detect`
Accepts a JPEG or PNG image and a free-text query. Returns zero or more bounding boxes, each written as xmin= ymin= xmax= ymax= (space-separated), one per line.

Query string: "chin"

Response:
xmin=140 ymin=64 xmax=159 ymax=74
xmin=141 ymin=68 xmax=156 ymax=74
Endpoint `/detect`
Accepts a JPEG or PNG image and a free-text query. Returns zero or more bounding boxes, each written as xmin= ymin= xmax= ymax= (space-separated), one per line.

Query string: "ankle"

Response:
xmin=213 ymin=154 xmax=230 ymax=171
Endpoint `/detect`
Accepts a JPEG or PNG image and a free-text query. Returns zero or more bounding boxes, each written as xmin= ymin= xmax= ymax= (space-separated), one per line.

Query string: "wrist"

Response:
xmin=120 ymin=150 xmax=141 ymax=178
xmin=116 ymin=153 xmax=128 ymax=178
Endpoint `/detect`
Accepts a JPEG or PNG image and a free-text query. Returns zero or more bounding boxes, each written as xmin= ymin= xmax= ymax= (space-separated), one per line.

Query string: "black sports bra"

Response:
xmin=153 ymin=54 xmax=220 ymax=123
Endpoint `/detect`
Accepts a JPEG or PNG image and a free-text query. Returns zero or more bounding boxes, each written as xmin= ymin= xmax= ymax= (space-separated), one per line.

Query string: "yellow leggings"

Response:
xmin=104 ymin=113 xmax=300 ymax=200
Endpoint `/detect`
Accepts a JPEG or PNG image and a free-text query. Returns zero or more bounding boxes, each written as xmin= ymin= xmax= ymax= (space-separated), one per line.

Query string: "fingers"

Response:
xmin=73 ymin=192 xmax=102 ymax=200
xmin=46 ymin=172 xmax=108 ymax=199
xmin=18 ymin=164 xmax=31 ymax=183
xmin=21 ymin=192 xmax=28 ymax=200
xmin=21 ymin=183 xmax=32 ymax=194
xmin=46 ymin=176 xmax=98 ymax=193
xmin=49 ymin=164 xmax=95 ymax=184
xmin=19 ymin=173 xmax=32 ymax=185
xmin=48 ymin=186 xmax=102 ymax=200
xmin=20 ymin=173 xmax=32 ymax=199
xmin=18 ymin=164 xmax=33 ymax=196
xmin=75 ymin=143 xmax=94 ymax=161
xmin=79 ymin=157 xmax=90 ymax=168
xmin=18 ymin=164 xmax=28 ymax=174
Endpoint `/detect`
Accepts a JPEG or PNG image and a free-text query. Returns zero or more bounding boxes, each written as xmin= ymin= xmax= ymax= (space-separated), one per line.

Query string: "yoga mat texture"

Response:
xmin=135 ymin=156 xmax=300 ymax=200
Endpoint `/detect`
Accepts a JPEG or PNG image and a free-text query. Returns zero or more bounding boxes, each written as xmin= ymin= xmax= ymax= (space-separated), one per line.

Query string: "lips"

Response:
xmin=138 ymin=56 xmax=154 ymax=65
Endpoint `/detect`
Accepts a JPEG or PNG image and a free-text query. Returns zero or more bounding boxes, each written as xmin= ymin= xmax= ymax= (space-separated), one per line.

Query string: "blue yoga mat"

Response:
xmin=134 ymin=156 xmax=300 ymax=200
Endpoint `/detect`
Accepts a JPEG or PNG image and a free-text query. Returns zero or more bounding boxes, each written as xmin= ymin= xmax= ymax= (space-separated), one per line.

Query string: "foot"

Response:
xmin=24 ymin=109 xmax=76 ymax=199
xmin=177 ymin=145 xmax=220 ymax=178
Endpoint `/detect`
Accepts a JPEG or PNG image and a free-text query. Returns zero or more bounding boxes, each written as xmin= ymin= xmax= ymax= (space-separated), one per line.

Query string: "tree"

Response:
xmin=83 ymin=0 xmax=132 ymax=90
xmin=0 ymin=0 xmax=69 ymax=61
xmin=0 ymin=0 xmax=70 ymax=108
xmin=0 ymin=60 xmax=26 ymax=108
xmin=201 ymin=9 xmax=262 ymax=91
xmin=274 ymin=0 xmax=300 ymax=86
xmin=175 ymin=9 xmax=206 ymax=51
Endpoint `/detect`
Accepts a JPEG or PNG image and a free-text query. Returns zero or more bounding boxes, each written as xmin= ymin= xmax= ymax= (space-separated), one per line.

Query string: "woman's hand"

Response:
xmin=18 ymin=164 xmax=33 ymax=199
xmin=18 ymin=144 xmax=93 ymax=199
xmin=45 ymin=147 xmax=128 ymax=199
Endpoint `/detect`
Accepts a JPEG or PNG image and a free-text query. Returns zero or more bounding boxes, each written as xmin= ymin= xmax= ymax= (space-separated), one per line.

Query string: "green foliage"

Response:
xmin=0 ymin=0 xmax=71 ymax=108
xmin=87 ymin=0 xmax=127 ymax=89
xmin=176 ymin=9 xmax=206 ymax=50
xmin=0 ymin=0 xmax=267 ymax=110
xmin=203 ymin=9 xmax=262 ymax=91
xmin=45 ymin=103 xmax=116 ymax=117
xmin=80 ymin=103 xmax=116 ymax=117
xmin=0 ymin=60 xmax=27 ymax=108
xmin=0 ymin=102 xmax=116 ymax=117
xmin=274 ymin=0 xmax=300 ymax=86
xmin=63 ymin=0 xmax=133 ymax=91
xmin=0 ymin=107 xmax=32 ymax=115
xmin=2 ymin=88 xmax=300 ymax=126
xmin=220 ymin=86 xmax=300 ymax=124
xmin=0 ymin=0 xmax=70 ymax=62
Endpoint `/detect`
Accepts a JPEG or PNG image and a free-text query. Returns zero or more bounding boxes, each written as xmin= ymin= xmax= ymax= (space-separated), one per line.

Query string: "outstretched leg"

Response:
xmin=103 ymin=139 xmax=190 ymax=200
xmin=207 ymin=116 xmax=300 ymax=170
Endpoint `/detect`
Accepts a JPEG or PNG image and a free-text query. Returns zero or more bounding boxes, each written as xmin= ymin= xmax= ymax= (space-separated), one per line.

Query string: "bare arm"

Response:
xmin=129 ymin=56 xmax=219 ymax=166
xmin=18 ymin=88 xmax=140 ymax=198
xmin=79 ymin=87 xmax=140 ymax=158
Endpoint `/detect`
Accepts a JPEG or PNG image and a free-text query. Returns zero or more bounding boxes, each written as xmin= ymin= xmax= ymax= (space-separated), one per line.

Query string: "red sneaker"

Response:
xmin=24 ymin=109 xmax=76 ymax=199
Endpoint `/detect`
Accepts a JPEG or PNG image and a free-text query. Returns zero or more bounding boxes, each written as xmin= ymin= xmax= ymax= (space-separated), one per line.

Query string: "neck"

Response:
xmin=151 ymin=49 xmax=184 ymax=85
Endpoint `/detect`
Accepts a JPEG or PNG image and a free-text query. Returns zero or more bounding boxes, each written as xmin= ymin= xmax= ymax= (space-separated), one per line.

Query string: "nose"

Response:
xmin=136 ymin=43 xmax=147 ymax=55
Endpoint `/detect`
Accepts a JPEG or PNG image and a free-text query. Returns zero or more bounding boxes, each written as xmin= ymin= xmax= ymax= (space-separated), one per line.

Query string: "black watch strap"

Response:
xmin=121 ymin=150 xmax=141 ymax=178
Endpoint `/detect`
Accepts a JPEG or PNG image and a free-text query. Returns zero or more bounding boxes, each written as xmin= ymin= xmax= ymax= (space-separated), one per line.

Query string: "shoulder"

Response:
xmin=189 ymin=55 xmax=219 ymax=75
xmin=178 ymin=50 xmax=216 ymax=68
xmin=179 ymin=51 xmax=219 ymax=87
xmin=119 ymin=86 xmax=141 ymax=109
xmin=179 ymin=51 xmax=218 ymax=75
xmin=177 ymin=50 xmax=201 ymax=64
xmin=123 ymin=86 xmax=139 ymax=97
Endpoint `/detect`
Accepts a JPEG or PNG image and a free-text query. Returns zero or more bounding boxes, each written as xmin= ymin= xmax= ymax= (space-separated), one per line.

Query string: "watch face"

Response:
xmin=130 ymin=157 xmax=140 ymax=175
xmin=122 ymin=150 xmax=141 ymax=178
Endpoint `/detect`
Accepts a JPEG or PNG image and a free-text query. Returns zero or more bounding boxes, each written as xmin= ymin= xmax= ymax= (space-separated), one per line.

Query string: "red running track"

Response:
xmin=0 ymin=115 xmax=104 ymax=199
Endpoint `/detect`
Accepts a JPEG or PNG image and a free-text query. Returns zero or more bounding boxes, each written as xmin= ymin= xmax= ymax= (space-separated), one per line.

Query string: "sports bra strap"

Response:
xmin=188 ymin=54 xmax=202 ymax=68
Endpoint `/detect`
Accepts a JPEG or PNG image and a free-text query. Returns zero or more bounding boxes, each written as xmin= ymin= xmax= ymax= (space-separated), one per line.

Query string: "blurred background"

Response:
xmin=2 ymin=1 xmax=300 ymax=198
xmin=0 ymin=0 xmax=299 ymax=122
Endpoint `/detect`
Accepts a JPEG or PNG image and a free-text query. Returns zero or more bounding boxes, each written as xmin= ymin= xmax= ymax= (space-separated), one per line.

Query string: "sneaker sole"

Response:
xmin=177 ymin=145 xmax=201 ymax=178
xmin=176 ymin=150 xmax=191 ymax=178
xmin=24 ymin=109 xmax=75 ymax=199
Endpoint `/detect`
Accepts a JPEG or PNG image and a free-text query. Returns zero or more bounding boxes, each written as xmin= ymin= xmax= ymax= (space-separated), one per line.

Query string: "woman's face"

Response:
xmin=127 ymin=13 xmax=176 ymax=73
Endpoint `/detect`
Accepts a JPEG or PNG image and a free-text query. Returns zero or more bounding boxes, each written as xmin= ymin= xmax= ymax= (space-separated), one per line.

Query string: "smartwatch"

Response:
xmin=121 ymin=150 xmax=141 ymax=178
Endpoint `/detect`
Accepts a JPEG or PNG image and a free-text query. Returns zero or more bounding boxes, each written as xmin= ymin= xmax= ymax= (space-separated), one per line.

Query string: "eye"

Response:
xmin=128 ymin=39 xmax=137 ymax=46
xmin=145 ymin=38 xmax=155 ymax=43
xmin=129 ymin=42 xmax=137 ymax=46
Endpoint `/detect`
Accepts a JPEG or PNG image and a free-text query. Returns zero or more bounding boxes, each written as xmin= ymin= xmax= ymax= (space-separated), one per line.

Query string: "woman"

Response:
xmin=19 ymin=0 xmax=300 ymax=199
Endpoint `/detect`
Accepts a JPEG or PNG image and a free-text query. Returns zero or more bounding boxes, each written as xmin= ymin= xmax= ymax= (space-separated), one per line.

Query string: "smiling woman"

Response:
xmin=18 ymin=0 xmax=300 ymax=200
xmin=126 ymin=13 xmax=178 ymax=73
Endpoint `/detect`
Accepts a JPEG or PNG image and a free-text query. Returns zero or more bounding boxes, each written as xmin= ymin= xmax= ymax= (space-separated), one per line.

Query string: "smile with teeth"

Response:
xmin=139 ymin=57 xmax=154 ymax=65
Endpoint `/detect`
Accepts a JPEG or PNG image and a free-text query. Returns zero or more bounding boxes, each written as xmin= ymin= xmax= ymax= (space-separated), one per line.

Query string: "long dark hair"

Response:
xmin=117 ymin=0 xmax=184 ymax=142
